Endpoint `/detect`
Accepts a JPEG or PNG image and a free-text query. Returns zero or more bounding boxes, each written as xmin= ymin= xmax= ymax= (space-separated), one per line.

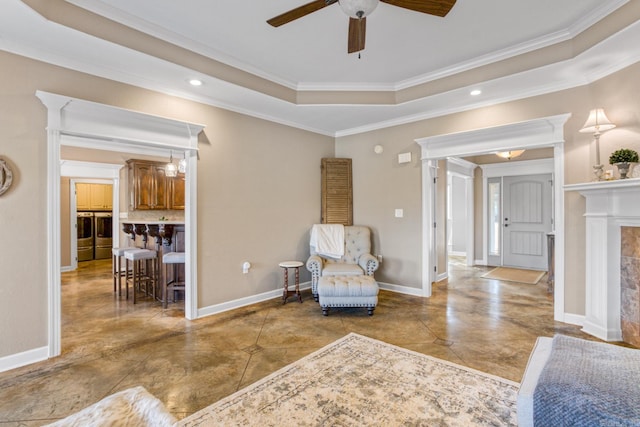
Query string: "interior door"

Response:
xmin=503 ymin=174 xmax=552 ymax=270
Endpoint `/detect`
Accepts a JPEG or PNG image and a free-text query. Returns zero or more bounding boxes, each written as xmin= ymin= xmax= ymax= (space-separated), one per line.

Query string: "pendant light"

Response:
xmin=178 ymin=151 xmax=187 ymax=174
xmin=166 ymin=151 xmax=178 ymax=177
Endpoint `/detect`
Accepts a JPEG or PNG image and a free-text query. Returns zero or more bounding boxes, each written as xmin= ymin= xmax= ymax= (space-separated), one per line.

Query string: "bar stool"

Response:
xmin=124 ymin=248 xmax=158 ymax=304
xmin=112 ymin=247 xmax=136 ymax=297
xmin=162 ymin=252 xmax=185 ymax=309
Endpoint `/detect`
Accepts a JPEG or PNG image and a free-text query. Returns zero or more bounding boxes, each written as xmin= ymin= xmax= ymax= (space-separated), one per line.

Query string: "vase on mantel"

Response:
xmin=615 ymin=162 xmax=633 ymax=179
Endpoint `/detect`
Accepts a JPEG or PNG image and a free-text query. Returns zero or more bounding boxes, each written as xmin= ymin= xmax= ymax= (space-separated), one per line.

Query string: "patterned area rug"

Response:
xmin=179 ymin=333 xmax=519 ymax=426
xmin=481 ymin=267 xmax=545 ymax=285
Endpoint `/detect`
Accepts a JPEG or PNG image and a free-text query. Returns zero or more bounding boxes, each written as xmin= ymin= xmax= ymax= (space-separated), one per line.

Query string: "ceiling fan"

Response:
xmin=267 ymin=0 xmax=457 ymax=54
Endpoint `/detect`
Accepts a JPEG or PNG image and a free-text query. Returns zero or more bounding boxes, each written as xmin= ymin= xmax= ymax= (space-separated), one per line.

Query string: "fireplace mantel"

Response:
xmin=565 ymin=179 xmax=640 ymax=341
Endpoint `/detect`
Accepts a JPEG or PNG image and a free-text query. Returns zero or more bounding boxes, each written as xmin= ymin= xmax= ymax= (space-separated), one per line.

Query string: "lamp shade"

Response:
xmin=339 ymin=0 xmax=379 ymax=18
xmin=579 ymin=108 xmax=616 ymax=134
xmin=496 ymin=150 xmax=525 ymax=160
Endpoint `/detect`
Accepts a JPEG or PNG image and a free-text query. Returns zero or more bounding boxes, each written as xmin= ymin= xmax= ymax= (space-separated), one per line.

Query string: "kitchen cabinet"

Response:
xmin=127 ymin=159 xmax=185 ymax=210
xmin=76 ymin=183 xmax=112 ymax=210
xmin=169 ymin=173 xmax=186 ymax=210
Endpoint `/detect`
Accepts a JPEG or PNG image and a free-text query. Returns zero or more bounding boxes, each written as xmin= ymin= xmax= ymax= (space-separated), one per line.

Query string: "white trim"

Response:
xmin=563 ymin=313 xmax=585 ymax=327
xmin=63 ymin=161 xmax=122 ymax=271
xmin=197 ymin=282 xmax=312 ymax=318
xmin=417 ymin=114 xmax=570 ymax=323
xmin=377 ymin=282 xmax=424 ymax=297
xmin=416 ymin=115 xmax=570 ymax=159
xmin=37 ymin=90 xmax=203 ymax=359
xmin=0 ymin=346 xmax=49 ymax=373
xmin=420 ymin=160 xmax=438 ymax=296
xmin=68 ymin=177 xmax=116 ymax=271
xmin=480 ymin=158 xmax=554 ymax=178
xmin=446 ymin=159 xmax=476 ymax=267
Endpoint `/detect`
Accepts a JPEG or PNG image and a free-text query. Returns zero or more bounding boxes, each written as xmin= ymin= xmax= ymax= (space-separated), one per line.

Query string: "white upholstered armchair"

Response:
xmin=306 ymin=225 xmax=379 ymax=301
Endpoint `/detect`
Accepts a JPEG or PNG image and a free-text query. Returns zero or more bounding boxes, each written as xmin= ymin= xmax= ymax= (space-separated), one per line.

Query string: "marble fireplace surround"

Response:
xmin=565 ymin=179 xmax=640 ymax=345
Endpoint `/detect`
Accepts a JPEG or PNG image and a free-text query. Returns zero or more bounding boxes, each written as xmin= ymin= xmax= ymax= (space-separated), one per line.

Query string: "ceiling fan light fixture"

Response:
xmin=339 ymin=0 xmax=379 ymax=19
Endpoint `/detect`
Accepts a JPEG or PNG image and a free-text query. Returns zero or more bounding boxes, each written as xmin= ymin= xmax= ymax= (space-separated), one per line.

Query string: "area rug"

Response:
xmin=178 ymin=333 xmax=519 ymax=426
xmin=481 ymin=267 xmax=545 ymax=285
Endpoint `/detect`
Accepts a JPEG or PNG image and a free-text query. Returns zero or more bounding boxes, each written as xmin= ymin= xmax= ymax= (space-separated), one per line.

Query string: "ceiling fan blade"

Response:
xmin=267 ymin=0 xmax=338 ymax=27
xmin=348 ymin=17 xmax=366 ymax=54
xmin=381 ymin=0 xmax=457 ymax=17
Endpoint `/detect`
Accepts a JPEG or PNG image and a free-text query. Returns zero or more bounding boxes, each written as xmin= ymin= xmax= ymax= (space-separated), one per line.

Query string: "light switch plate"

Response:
xmin=119 ymin=212 xmax=128 ymax=219
xmin=395 ymin=209 xmax=404 ymax=218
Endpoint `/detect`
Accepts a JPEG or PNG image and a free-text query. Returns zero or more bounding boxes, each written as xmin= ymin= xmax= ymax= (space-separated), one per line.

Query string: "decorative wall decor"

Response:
xmin=0 ymin=158 xmax=13 ymax=196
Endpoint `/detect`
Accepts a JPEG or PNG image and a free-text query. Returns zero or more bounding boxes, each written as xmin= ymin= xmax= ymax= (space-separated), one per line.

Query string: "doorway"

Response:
xmin=39 ymin=91 xmax=203 ymax=358
xmin=416 ymin=113 xmax=571 ymax=322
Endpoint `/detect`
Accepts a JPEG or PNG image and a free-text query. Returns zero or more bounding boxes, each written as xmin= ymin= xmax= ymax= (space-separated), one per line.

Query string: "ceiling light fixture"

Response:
xmin=579 ymin=108 xmax=616 ymax=181
xmin=470 ymin=89 xmax=482 ymax=96
xmin=496 ymin=150 xmax=525 ymax=160
xmin=338 ymin=0 xmax=379 ymax=19
xmin=178 ymin=151 xmax=187 ymax=174
xmin=188 ymin=79 xmax=203 ymax=86
xmin=166 ymin=151 xmax=178 ymax=177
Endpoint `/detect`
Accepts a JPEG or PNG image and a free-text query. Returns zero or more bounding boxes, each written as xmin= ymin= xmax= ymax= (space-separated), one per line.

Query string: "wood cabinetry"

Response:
xmin=169 ymin=173 xmax=186 ymax=210
xmin=76 ymin=183 xmax=112 ymax=210
xmin=127 ymin=159 xmax=185 ymax=210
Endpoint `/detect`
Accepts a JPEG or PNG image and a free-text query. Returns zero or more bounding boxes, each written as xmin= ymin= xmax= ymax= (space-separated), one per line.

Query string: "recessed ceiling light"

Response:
xmin=188 ymin=79 xmax=203 ymax=86
xmin=470 ymin=89 xmax=482 ymax=96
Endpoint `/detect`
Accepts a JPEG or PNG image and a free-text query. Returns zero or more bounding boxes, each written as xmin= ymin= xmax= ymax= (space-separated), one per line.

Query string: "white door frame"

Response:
xmin=446 ymin=157 xmax=476 ymax=268
xmin=38 ymin=91 xmax=204 ymax=358
xmin=416 ymin=113 xmax=570 ymax=322
xmin=65 ymin=166 xmax=122 ymax=272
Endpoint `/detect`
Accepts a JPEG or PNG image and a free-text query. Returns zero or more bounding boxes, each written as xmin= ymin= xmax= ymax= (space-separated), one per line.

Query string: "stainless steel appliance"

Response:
xmin=94 ymin=212 xmax=113 ymax=260
xmin=77 ymin=212 xmax=94 ymax=261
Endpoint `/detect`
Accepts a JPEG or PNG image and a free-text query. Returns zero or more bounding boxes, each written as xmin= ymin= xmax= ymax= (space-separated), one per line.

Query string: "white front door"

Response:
xmin=503 ymin=174 xmax=552 ymax=270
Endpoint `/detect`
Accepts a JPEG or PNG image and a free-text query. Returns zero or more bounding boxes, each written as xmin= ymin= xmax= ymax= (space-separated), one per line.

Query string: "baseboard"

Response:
xmin=449 ymin=251 xmax=466 ymax=257
xmin=475 ymin=259 xmax=487 ymax=266
xmin=377 ymin=282 xmax=424 ymax=297
xmin=435 ymin=272 xmax=448 ymax=282
xmin=60 ymin=265 xmax=73 ymax=273
xmin=562 ymin=313 xmax=585 ymax=327
xmin=197 ymin=281 xmax=312 ymax=318
xmin=0 ymin=346 xmax=49 ymax=373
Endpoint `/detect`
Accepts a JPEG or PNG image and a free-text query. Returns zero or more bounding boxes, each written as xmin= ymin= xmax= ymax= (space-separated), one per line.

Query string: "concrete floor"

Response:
xmin=0 ymin=258 xmax=592 ymax=425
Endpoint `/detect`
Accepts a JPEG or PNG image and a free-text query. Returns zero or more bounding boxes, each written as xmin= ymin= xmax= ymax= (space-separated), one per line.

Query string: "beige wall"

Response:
xmin=3 ymin=46 xmax=640 ymax=362
xmin=0 ymin=50 xmax=333 ymax=359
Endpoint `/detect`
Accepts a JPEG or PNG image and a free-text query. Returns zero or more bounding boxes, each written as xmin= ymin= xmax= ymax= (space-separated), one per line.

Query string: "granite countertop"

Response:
xmin=122 ymin=220 xmax=185 ymax=225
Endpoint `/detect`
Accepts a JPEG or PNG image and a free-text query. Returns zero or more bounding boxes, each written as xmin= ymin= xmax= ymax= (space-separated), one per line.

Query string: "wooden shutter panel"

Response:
xmin=321 ymin=158 xmax=353 ymax=225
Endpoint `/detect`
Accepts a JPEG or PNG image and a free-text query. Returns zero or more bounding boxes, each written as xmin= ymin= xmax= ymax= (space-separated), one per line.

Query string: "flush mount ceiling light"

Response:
xmin=188 ymin=79 xmax=203 ymax=86
xmin=267 ymin=0 xmax=456 ymax=54
xmin=496 ymin=150 xmax=525 ymax=160
xmin=470 ymin=89 xmax=482 ymax=96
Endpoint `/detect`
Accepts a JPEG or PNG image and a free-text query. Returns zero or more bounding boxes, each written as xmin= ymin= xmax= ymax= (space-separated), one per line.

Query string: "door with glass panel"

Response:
xmin=487 ymin=174 xmax=552 ymax=270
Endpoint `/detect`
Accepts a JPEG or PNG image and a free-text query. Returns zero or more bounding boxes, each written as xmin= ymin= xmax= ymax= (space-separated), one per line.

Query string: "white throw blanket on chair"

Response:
xmin=310 ymin=224 xmax=344 ymax=259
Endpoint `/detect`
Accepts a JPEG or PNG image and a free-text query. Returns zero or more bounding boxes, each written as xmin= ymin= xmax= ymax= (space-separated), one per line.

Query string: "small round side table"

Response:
xmin=279 ymin=261 xmax=304 ymax=304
